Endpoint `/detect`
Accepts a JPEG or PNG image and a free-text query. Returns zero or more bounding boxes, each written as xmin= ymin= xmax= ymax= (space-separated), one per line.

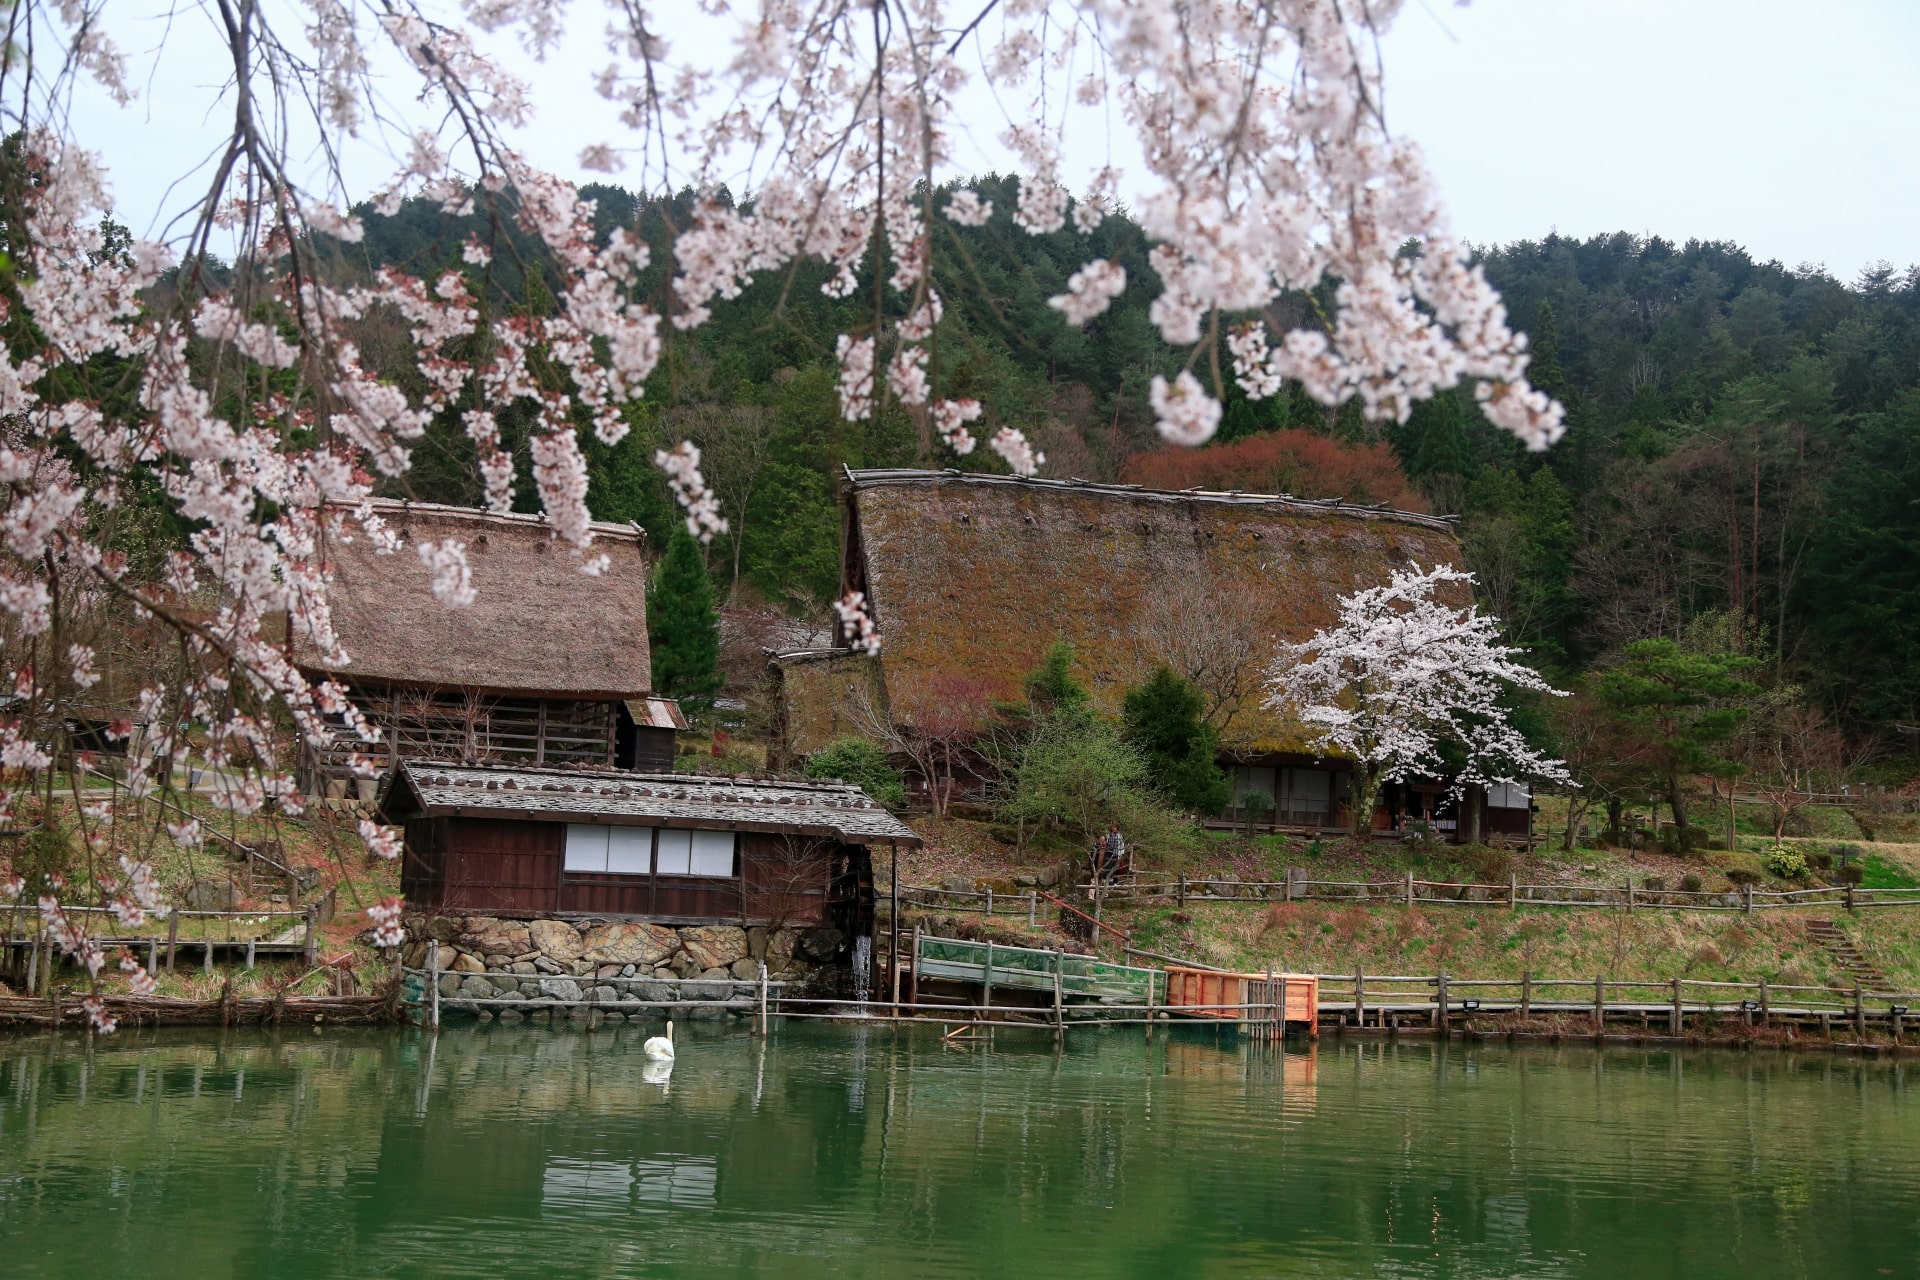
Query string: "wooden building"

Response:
xmin=380 ymin=761 xmax=920 ymax=932
xmin=293 ymin=500 xmax=674 ymax=794
xmin=771 ymin=468 xmax=1535 ymax=844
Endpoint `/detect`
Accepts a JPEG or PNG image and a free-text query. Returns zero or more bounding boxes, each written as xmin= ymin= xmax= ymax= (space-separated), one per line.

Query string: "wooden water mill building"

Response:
xmin=294 ymin=499 xmax=680 ymax=796
xmin=380 ymin=760 xmax=920 ymax=932
xmin=771 ymin=468 xmax=1536 ymax=844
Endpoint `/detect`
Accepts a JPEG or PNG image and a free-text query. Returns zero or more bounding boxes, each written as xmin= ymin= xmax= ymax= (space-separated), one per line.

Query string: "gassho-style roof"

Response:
xmin=818 ymin=467 xmax=1467 ymax=758
xmin=378 ymin=761 xmax=922 ymax=846
xmin=293 ymin=499 xmax=651 ymax=700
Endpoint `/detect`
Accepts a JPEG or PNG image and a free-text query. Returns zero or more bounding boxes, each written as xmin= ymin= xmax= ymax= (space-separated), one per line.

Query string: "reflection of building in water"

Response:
xmin=541 ymin=1155 xmax=717 ymax=1217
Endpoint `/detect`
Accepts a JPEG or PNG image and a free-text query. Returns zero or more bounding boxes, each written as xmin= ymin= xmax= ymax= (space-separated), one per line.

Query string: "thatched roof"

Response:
xmin=379 ymin=761 xmax=921 ymax=845
xmin=294 ymin=500 xmax=651 ymax=700
xmin=837 ymin=468 xmax=1468 ymax=758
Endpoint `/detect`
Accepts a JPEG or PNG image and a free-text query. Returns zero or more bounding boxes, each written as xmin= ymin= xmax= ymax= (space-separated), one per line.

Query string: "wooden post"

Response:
xmin=1593 ymin=975 xmax=1605 ymax=1039
xmin=202 ymin=939 xmax=213 ymax=975
xmin=1759 ymin=977 xmax=1770 ymax=1026
xmin=908 ymin=923 xmax=922 ymax=1008
xmin=1355 ymin=969 xmax=1366 ymax=1028
xmin=1846 ymin=881 xmax=1856 ymax=913
xmin=304 ymin=905 xmax=318 ymax=967
xmin=1855 ymin=980 xmax=1866 ymax=1037
xmin=1284 ymin=869 xmax=1294 ymax=903
xmin=1052 ymin=948 xmax=1065 ymax=1039
xmin=981 ymin=940 xmax=995 ymax=1016
xmin=1028 ymin=890 xmax=1036 ymax=929
xmin=1627 ymin=878 xmax=1635 ymax=911
xmin=146 ymin=938 xmax=158 ymax=974
xmin=985 ymin=887 xmax=993 ymax=918
xmin=1436 ymin=970 xmax=1449 ymax=1034
xmin=1671 ymin=978 xmax=1683 ymax=1036
xmin=1743 ymin=883 xmax=1753 ymax=915
xmin=1895 ymin=1008 xmax=1904 ymax=1045
xmin=1405 ymin=871 xmax=1415 ymax=907
xmin=1177 ymin=874 xmax=1186 ymax=908
xmin=1820 ymin=1011 xmax=1832 ymax=1039
xmin=1522 ymin=970 xmax=1533 ymax=1019
xmin=889 ymin=843 xmax=901 ymax=1010
xmin=1509 ymin=872 xmax=1518 ymax=912
xmin=25 ymin=934 xmax=37 ymax=994
xmin=427 ymin=939 xmax=441 ymax=1032
xmin=758 ymin=962 xmax=769 ymax=1037
xmin=244 ymin=938 xmax=256 ymax=971
xmin=166 ymin=913 xmax=178 ymax=971
xmin=1265 ymin=966 xmax=1276 ymax=1041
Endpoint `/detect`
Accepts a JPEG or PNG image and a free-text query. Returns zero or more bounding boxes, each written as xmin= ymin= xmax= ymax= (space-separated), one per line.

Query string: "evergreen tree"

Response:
xmin=1024 ymin=639 xmax=1091 ymax=716
xmin=647 ymin=529 xmax=721 ymax=710
xmin=1122 ymin=667 xmax=1231 ymax=815
xmin=1595 ymin=638 xmax=1760 ymax=837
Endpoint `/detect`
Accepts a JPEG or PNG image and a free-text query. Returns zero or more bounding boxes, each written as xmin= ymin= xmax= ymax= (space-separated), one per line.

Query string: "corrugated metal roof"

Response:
xmin=625 ymin=697 xmax=690 ymax=730
xmin=382 ymin=762 xmax=921 ymax=845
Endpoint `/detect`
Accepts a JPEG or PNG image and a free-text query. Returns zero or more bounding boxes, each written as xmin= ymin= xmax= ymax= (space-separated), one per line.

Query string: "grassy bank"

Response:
xmin=899 ymin=816 xmax=1920 ymax=992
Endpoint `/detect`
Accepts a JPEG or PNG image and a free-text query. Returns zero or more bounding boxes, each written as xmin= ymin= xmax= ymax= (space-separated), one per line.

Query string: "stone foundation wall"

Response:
xmin=401 ymin=914 xmax=848 ymax=984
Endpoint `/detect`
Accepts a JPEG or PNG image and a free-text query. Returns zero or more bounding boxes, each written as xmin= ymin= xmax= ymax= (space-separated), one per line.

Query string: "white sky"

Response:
xmin=70 ymin=0 xmax=1920 ymax=280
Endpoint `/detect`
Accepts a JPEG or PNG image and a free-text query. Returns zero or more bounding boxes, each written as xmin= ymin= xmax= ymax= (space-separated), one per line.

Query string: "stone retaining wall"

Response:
xmin=402 ymin=914 xmax=848 ymax=985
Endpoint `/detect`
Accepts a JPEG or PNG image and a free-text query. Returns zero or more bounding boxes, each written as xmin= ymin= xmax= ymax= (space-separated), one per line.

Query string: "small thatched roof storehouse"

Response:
xmin=295 ymin=500 xmax=673 ymax=794
xmin=380 ymin=761 xmax=919 ymax=937
xmin=773 ymin=469 xmax=1531 ymax=841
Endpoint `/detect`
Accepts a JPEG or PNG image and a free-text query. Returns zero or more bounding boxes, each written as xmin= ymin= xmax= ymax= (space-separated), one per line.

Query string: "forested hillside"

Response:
xmin=332 ymin=181 xmax=1920 ymax=744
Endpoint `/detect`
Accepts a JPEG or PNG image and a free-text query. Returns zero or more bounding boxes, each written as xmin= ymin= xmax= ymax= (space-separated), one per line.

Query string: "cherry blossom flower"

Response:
xmin=1149 ymin=371 xmax=1223 ymax=446
xmin=1049 ymin=260 xmax=1127 ymax=326
xmin=834 ymin=591 xmax=880 ymax=657
xmin=367 ymin=896 xmax=406 ymax=949
xmin=359 ymin=819 xmax=403 ymax=860
xmin=416 ymin=539 xmax=476 ymax=607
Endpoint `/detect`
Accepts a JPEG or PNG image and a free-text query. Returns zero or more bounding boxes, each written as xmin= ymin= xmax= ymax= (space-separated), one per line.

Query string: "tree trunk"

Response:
xmin=1351 ymin=767 xmax=1382 ymax=839
xmin=1667 ymin=772 xmax=1689 ymax=833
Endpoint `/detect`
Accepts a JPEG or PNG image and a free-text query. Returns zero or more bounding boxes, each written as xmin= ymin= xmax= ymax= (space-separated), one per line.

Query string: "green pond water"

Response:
xmin=0 ymin=1021 xmax=1916 ymax=1279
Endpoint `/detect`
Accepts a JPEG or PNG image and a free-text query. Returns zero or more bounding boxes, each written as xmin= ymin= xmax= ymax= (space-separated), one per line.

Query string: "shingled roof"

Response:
xmin=293 ymin=499 xmax=651 ymax=700
xmin=379 ymin=761 xmax=922 ymax=845
xmin=834 ymin=468 xmax=1467 ymax=758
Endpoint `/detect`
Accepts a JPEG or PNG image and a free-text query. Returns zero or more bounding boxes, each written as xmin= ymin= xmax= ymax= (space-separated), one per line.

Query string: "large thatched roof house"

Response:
xmin=295 ymin=499 xmax=681 ymax=795
xmin=772 ymin=469 xmax=1532 ymax=842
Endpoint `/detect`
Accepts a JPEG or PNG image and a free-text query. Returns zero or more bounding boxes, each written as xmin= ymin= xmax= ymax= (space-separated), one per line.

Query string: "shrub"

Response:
xmin=1836 ymin=864 xmax=1866 ymax=886
xmin=1808 ymin=849 xmax=1835 ymax=870
xmin=1764 ymin=846 xmax=1808 ymax=879
xmin=805 ymin=738 xmax=907 ymax=809
xmin=1725 ymin=867 xmax=1763 ymax=888
xmin=1680 ymin=873 xmax=1705 ymax=893
xmin=1642 ymin=876 xmax=1667 ymax=891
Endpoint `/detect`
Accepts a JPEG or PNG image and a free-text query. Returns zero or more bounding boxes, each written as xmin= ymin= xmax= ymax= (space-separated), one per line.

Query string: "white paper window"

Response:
xmin=564 ymin=825 xmax=609 ymax=872
xmin=607 ymin=827 xmax=654 ymax=875
xmin=689 ymin=830 xmax=736 ymax=878
xmin=1487 ymin=782 xmax=1532 ymax=810
xmin=655 ymin=828 xmax=693 ymax=875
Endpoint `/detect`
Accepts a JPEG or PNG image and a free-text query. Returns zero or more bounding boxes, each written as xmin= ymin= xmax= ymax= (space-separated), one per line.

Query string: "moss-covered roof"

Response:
xmin=839 ymin=468 xmax=1467 ymax=757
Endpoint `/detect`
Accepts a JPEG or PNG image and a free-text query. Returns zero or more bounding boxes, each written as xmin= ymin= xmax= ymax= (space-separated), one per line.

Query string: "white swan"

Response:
xmin=642 ymin=1019 xmax=675 ymax=1062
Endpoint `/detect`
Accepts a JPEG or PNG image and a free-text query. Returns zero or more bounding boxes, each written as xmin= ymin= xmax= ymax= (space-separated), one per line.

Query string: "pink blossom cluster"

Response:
xmin=1049 ymin=260 xmax=1127 ymax=327
xmin=367 ymin=896 xmax=406 ymax=949
xmin=654 ymin=442 xmax=729 ymax=543
xmin=834 ymin=591 xmax=881 ymax=657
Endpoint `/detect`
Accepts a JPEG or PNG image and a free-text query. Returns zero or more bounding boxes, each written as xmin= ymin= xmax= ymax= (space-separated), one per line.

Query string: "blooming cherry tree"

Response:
xmin=0 ymin=0 xmax=1564 ymax=1027
xmin=1266 ymin=564 xmax=1571 ymax=837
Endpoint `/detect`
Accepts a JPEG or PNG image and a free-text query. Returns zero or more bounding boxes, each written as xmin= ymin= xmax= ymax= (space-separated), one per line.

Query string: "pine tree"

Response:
xmin=1122 ymin=666 xmax=1231 ymax=816
xmin=647 ymin=528 xmax=722 ymax=710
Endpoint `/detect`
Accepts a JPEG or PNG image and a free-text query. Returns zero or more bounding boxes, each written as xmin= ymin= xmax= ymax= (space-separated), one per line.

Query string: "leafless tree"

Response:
xmin=668 ymin=404 xmax=778 ymax=591
xmin=1131 ymin=570 xmax=1272 ymax=737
